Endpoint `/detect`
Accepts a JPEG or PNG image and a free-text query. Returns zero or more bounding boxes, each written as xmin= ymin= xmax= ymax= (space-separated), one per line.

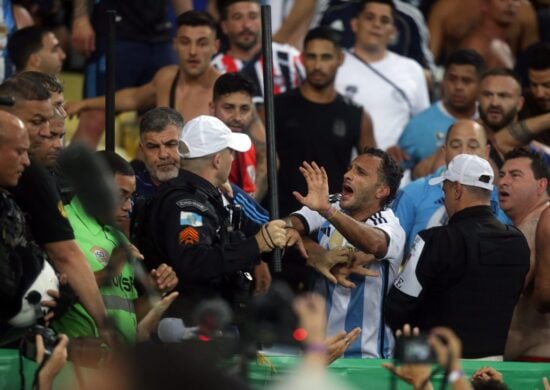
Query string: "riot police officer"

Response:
xmin=145 ymin=115 xmax=295 ymax=319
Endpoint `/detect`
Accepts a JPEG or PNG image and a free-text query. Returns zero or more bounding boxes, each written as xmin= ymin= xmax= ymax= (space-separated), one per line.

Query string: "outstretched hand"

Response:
xmin=307 ymin=247 xmax=352 ymax=284
xmin=292 ymin=162 xmax=331 ymax=212
xmin=332 ymin=251 xmax=379 ymax=288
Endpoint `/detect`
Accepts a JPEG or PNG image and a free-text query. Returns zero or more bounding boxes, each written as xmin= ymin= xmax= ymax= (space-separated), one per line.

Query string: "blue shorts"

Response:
xmin=83 ymin=39 xmax=176 ymax=98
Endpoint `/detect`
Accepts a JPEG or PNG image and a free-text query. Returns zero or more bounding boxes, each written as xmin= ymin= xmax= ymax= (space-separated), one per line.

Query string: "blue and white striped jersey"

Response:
xmin=294 ymin=204 xmax=405 ymax=358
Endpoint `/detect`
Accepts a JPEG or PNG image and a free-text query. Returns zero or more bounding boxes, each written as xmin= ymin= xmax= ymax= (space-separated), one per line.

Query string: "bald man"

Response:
xmin=392 ymin=119 xmax=510 ymax=253
xmin=0 ymin=110 xmax=61 ymax=328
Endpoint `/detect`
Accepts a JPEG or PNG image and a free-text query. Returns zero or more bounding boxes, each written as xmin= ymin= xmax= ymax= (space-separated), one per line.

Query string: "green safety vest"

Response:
xmin=52 ymin=197 xmax=138 ymax=342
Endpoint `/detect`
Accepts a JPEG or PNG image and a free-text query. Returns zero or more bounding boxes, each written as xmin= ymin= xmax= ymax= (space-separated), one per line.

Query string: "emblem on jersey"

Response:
xmin=332 ymin=119 xmax=347 ymax=137
xmin=176 ymin=199 xmax=208 ymax=212
xmin=180 ymin=211 xmax=203 ymax=227
xmin=345 ymin=85 xmax=358 ymax=99
xmin=179 ymin=227 xmax=200 ymax=246
xmin=57 ymin=201 xmax=68 ymax=219
xmin=90 ymin=246 xmax=109 ymax=266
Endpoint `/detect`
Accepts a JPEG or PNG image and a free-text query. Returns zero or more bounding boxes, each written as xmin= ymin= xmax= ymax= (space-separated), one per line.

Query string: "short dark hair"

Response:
xmin=95 ymin=150 xmax=135 ymax=177
xmin=358 ymin=0 xmax=396 ymax=18
xmin=16 ymin=71 xmax=64 ymax=93
xmin=481 ymin=68 xmax=522 ymax=87
xmin=526 ymin=42 xmax=550 ymax=71
xmin=220 ymin=0 xmax=260 ymax=20
xmin=139 ymin=107 xmax=185 ymax=137
xmin=213 ymin=72 xmax=255 ymax=101
xmin=176 ymin=10 xmax=217 ymax=32
xmin=445 ymin=49 xmax=486 ymax=77
xmin=0 ymin=74 xmax=51 ymax=104
xmin=7 ymin=26 xmax=48 ymax=71
xmin=503 ymin=148 xmax=550 ymax=194
xmin=361 ymin=147 xmax=403 ymax=207
xmin=303 ymin=27 xmax=343 ymax=50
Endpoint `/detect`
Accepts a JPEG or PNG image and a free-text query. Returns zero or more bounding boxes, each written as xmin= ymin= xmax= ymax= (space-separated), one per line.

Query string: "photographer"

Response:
xmin=383 ymin=325 xmax=472 ymax=390
xmin=34 ymin=333 xmax=69 ymax=390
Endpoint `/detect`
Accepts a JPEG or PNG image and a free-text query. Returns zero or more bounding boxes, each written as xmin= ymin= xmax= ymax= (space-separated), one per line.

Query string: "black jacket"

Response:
xmin=147 ymin=170 xmax=262 ymax=318
xmin=385 ymin=205 xmax=530 ymax=358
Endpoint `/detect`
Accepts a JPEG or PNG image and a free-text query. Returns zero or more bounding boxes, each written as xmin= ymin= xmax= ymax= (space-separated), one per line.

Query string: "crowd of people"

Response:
xmin=1 ymin=0 xmax=550 ymax=389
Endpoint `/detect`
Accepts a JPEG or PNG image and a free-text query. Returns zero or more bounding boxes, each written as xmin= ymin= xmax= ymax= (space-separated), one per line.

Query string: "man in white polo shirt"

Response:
xmin=335 ymin=0 xmax=429 ymax=152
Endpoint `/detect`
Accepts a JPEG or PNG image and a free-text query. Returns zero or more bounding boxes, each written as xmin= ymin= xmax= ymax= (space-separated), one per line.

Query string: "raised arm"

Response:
xmin=292 ymin=161 xmax=388 ymax=258
xmin=66 ymin=81 xmax=158 ymax=117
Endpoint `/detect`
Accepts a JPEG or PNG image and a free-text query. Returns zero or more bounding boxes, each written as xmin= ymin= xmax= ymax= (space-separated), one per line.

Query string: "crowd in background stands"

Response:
xmin=0 ymin=0 xmax=550 ymax=389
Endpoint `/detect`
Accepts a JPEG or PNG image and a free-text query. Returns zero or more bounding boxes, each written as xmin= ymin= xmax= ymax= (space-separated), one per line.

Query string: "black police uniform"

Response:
xmin=0 ymin=188 xmax=48 ymax=324
xmin=146 ymin=169 xmax=262 ymax=319
xmin=385 ymin=205 xmax=530 ymax=358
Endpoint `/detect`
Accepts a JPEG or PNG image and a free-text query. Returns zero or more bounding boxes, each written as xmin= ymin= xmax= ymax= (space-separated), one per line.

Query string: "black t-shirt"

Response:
xmin=273 ymin=88 xmax=363 ymax=216
xmin=92 ymin=0 xmax=172 ymax=44
xmin=11 ymin=160 xmax=74 ymax=245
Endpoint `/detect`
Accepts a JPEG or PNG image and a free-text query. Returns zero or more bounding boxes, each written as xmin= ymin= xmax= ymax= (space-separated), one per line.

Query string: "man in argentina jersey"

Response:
xmin=211 ymin=0 xmax=305 ymax=102
xmin=288 ymin=148 xmax=405 ymax=358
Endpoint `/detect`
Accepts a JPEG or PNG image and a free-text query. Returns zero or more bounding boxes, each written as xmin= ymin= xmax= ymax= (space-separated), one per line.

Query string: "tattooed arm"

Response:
xmin=494 ymin=112 xmax=550 ymax=155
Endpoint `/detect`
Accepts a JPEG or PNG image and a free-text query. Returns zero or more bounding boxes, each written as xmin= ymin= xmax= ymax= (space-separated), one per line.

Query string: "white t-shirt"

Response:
xmin=335 ymin=50 xmax=430 ymax=150
xmin=294 ymin=204 xmax=405 ymax=358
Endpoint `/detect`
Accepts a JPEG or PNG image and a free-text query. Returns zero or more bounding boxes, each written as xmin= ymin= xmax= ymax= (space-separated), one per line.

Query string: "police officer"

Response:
xmin=146 ymin=115 xmax=294 ymax=319
xmin=385 ymin=154 xmax=530 ymax=358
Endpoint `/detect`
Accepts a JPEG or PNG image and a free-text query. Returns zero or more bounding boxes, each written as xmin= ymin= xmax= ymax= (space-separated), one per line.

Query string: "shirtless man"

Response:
xmin=499 ymin=148 xmax=550 ymax=361
xmin=66 ymin=11 xmax=220 ymax=124
xmin=428 ymin=0 xmax=539 ymax=65
xmin=534 ymin=207 xmax=550 ymax=313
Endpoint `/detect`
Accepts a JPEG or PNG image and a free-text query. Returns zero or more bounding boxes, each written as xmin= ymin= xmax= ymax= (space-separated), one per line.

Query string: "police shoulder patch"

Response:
xmin=179 ymin=227 xmax=200 ymax=246
xmin=180 ymin=211 xmax=203 ymax=227
xmin=176 ymin=199 xmax=208 ymax=212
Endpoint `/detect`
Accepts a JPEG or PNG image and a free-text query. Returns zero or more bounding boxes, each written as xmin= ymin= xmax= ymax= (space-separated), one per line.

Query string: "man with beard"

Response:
xmin=132 ymin=106 xmax=271 ymax=294
xmin=211 ymin=0 xmax=304 ymax=101
xmin=418 ymin=67 xmax=550 ymax=175
xmin=274 ymin=26 xmax=375 ymax=218
xmin=478 ymin=68 xmax=526 ymax=168
xmin=287 ymin=148 xmax=405 ymax=357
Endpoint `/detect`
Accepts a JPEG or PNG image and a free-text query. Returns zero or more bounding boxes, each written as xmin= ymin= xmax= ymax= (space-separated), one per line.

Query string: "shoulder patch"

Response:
xmin=90 ymin=245 xmax=109 ymax=266
xmin=176 ymin=199 xmax=208 ymax=212
xmin=180 ymin=211 xmax=203 ymax=227
xmin=179 ymin=227 xmax=200 ymax=246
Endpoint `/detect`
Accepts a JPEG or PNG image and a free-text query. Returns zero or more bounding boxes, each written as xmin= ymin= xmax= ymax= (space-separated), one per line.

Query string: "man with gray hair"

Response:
xmin=386 ymin=154 xmax=530 ymax=358
xmin=141 ymin=115 xmax=299 ymax=320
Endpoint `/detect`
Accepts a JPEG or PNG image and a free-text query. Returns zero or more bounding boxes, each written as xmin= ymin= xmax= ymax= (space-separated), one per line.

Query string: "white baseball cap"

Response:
xmin=178 ymin=115 xmax=252 ymax=158
xmin=428 ymin=154 xmax=494 ymax=191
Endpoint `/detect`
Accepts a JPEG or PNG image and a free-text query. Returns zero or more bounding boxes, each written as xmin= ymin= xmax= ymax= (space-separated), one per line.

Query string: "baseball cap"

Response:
xmin=178 ymin=115 xmax=252 ymax=158
xmin=428 ymin=154 xmax=494 ymax=191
